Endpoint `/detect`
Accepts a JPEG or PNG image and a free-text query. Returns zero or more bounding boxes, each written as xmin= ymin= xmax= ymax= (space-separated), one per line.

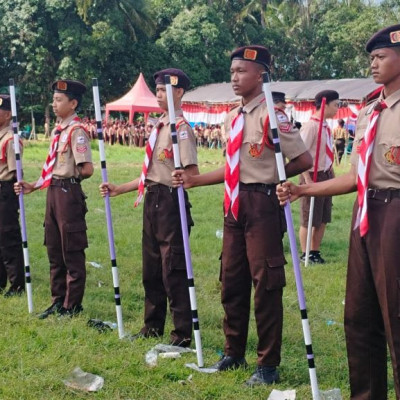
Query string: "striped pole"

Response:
xmin=9 ymin=79 xmax=33 ymax=313
xmin=164 ymin=75 xmax=204 ymax=367
xmin=305 ymin=97 xmax=326 ymax=267
xmin=92 ymin=78 xmax=125 ymax=339
xmin=262 ymin=72 xmax=320 ymax=400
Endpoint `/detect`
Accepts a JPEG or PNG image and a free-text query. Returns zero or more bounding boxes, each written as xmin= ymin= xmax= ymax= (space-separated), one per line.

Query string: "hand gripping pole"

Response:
xmin=164 ymin=75 xmax=203 ymax=367
xmin=9 ymin=79 xmax=34 ymax=313
xmin=262 ymin=72 xmax=320 ymax=400
xmin=92 ymin=78 xmax=125 ymax=339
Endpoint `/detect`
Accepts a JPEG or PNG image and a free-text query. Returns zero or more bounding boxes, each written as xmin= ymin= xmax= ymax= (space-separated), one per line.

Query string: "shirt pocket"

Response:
xmin=378 ymin=137 xmax=400 ymax=169
xmin=242 ymin=128 xmax=267 ymax=161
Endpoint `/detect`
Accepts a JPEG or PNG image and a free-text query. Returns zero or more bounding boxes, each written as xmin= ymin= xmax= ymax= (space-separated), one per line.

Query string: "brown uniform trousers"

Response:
xmin=141 ymin=184 xmax=194 ymax=345
xmin=346 ymin=192 xmax=400 ymax=399
xmin=44 ymin=179 xmax=88 ymax=309
xmin=221 ymin=184 xmax=286 ymax=366
xmin=0 ymin=180 xmax=24 ymax=291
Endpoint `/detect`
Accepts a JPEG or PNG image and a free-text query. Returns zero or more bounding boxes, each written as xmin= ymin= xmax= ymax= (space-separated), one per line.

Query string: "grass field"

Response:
xmin=0 ymin=142 xmax=395 ymax=399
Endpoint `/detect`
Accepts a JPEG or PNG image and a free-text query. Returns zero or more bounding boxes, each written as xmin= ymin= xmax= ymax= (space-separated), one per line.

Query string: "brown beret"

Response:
xmin=0 ymin=95 xmax=11 ymax=111
xmin=272 ymin=91 xmax=286 ymax=104
xmin=230 ymin=45 xmax=271 ymax=69
xmin=315 ymin=90 xmax=339 ymax=107
xmin=51 ymin=79 xmax=86 ymax=96
xmin=366 ymin=24 xmax=400 ymax=53
xmin=153 ymin=68 xmax=190 ymax=90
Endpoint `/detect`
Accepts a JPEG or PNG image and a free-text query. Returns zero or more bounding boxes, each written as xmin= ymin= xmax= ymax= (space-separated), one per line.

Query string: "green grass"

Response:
xmin=0 ymin=144 xmax=395 ymax=399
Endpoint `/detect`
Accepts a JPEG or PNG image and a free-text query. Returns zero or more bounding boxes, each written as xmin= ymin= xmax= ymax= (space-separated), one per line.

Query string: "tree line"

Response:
xmin=0 ymin=0 xmax=398 ymax=124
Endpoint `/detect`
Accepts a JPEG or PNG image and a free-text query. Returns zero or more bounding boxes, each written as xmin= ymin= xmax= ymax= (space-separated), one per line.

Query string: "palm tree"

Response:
xmin=75 ymin=0 xmax=155 ymax=40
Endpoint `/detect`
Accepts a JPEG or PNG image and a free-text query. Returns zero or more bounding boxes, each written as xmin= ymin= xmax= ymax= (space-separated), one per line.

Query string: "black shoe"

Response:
xmin=309 ymin=251 xmax=325 ymax=264
xmin=38 ymin=301 xmax=64 ymax=319
xmin=58 ymin=304 xmax=84 ymax=318
xmin=170 ymin=338 xmax=191 ymax=348
xmin=245 ymin=366 xmax=280 ymax=386
xmin=211 ymin=355 xmax=248 ymax=371
xmin=299 ymin=253 xmax=307 ymax=263
xmin=4 ymin=287 xmax=25 ymax=298
xmin=131 ymin=328 xmax=162 ymax=341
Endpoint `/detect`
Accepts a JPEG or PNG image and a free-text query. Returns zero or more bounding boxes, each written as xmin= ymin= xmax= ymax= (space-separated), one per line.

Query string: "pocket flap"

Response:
xmin=266 ymin=255 xmax=286 ymax=268
xmin=66 ymin=221 xmax=87 ymax=233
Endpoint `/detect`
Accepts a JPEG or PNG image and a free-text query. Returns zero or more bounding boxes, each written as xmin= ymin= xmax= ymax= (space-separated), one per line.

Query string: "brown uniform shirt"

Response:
xmin=146 ymin=110 xmax=197 ymax=187
xmin=52 ymin=114 xmax=92 ymax=179
xmin=224 ymin=93 xmax=306 ymax=184
xmin=0 ymin=126 xmax=21 ymax=180
xmin=300 ymin=117 xmax=331 ymax=172
xmin=333 ymin=127 xmax=347 ymax=140
xmin=350 ymin=88 xmax=400 ymax=189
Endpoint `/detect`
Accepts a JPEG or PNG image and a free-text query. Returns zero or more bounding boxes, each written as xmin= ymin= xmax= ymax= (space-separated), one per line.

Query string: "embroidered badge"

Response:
xmin=279 ymin=122 xmax=292 ymax=133
xmin=179 ymin=130 xmax=188 ymax=140
xmin=76 ymin=144 xmax=88 ymax=153
xmin=244 ymin=49 xmax=257 ymax=60
xmin=61 ymin=133 xmax=68 ymax=143
xmin=58 ymin=153 xmax=65 ymax=164
xmin=249 ymin=144 xmax=262 ymax=158
xmin=170 ymin=76 xmax=178 ymax=86
xmin=57 ymin=81 xmax=68 ymax=91
xmin=277 ymin=113 xmax=288 ymax=123
xmin=390 ymin=30 xmax=400 ymax=44
xmin=157 ymin=148 xmax=173 ymax=161
xmin=385 ymin=146 xmax=400 ymax=165
xmin=77 ymin=136 xmax=86 ymax=144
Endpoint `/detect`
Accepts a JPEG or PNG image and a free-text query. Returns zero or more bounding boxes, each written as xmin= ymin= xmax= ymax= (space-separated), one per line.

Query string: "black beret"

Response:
xmin=315 ymin=90 xmax=339 ymax=107
xmin=51 ymin=79 xmax=86 ymax=96
xmin=0 ymin=95 xmax=11 ymax=111
xmin=272 ymin=91 xmax=286 ymax=104
xmin=366 ymin=24 xmax=400 ymax=53
xmin=230 ymin=45 xmax=271 ymax=69
xmin=153 ymin=68 xmax=191 ymax=90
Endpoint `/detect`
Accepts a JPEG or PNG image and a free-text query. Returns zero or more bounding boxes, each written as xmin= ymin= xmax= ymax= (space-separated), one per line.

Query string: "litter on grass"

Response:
xmin=63 ymin=367 xmax=104 ymax=392
xmin=145 ymin=344 xmax=195 ymax=367
xmin=267 ymin=389 xmax=296 ymax=400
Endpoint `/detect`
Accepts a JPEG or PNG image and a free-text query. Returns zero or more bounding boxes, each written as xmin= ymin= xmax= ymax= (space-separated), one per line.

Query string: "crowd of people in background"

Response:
xmin=78 ymin=118 xmax=228 ymax=150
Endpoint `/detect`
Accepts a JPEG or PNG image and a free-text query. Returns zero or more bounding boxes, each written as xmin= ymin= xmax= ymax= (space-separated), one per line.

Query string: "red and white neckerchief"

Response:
xmin=325 ymin=124 xmax=334 ymax=171
xmin=311 ymin=117 xmax=333 ymax=171
xmin=35 ymin=117 xmax=80 ymax=189
xmin=134 ymin=122 xmax=164 ymax=207
xmin=354 ymin=100 xmax=387 ymax=236
xmin=224 ymin=108 xmax=244 ymax=220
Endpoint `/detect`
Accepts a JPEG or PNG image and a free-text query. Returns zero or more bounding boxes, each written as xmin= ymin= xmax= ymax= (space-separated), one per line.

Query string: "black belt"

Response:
xmin=146 ymin=183 xmax=176 ymax=193
xmin=239 ymin=182 xmax=276 ymax=194
xmin=367 ymin=188 xmax=400 ymax=202
xmin=50 ymin=177 xmax=81 ymax=186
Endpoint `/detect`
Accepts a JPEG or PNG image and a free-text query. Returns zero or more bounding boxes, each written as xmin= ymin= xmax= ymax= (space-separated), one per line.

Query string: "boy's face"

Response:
xmin=324 ymin=99 xmax=339 ymax=119
xmin=230 ymin=59 xmax=263 ymax=99
xmin=156 ymin=84 xmax=182 ymax=111
xmin=52 ymin=92 xmax=77 ymax=119
xmin=370 ymin=47 xmax=400 ymax=86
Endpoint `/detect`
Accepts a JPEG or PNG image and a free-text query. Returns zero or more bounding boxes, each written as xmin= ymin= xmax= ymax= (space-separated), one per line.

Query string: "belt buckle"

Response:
xmin=368 ymin=189 xmax=377 ymax=199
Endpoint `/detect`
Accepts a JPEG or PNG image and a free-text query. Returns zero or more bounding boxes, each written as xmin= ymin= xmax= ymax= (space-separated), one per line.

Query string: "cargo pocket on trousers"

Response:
xmin=265 ymin=255 xmax=286 ymax=291
xmin=65 ymin=222 xmax=88 ymax=252
xmin=169 ymin=245 xmax=186 ymax=271
xmin=0 ymin=225 xmax=22 ymax=247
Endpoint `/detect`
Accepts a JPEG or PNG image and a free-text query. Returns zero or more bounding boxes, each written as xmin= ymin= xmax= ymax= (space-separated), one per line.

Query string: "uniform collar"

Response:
xmin=59 ymin=113 xmax=79 ymax=129
xmin=160 ymin=109 xmax=184 ymax=125
xmin=0 ymin=124 xmax=11 ymax=140
xmin=380 ymin=87 xmax=400 ymax=109
xmin=241 ymin=92 xmax=265 ymax=114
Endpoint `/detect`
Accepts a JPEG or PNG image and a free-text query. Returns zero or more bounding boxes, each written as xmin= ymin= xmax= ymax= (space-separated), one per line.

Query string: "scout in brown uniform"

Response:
xmin=15 ymin=80 xmax=93 ymax=318
xmin=172 ymin=45 xmax=312 ymax=385
xmin=298 ymin=90 xmax=339 ymax=264
xmin=0 ymin=95 xmax=25 ymax=297
xmin=277 ymin=24 xmax=400 ymax=399
xmin=333 ymin=119 xmax=348 ymax=163
xmin=100 ymin=68 xmax=199 ymax=347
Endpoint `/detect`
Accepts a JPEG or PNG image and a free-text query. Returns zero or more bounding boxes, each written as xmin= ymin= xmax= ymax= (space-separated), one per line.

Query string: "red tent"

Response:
xmin=105 ymin=73 xmax=162 ymax=123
